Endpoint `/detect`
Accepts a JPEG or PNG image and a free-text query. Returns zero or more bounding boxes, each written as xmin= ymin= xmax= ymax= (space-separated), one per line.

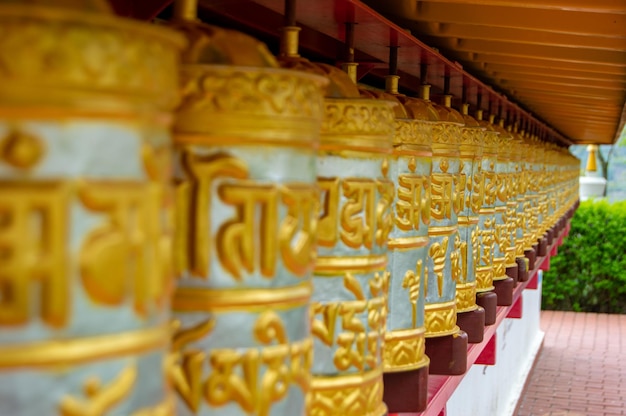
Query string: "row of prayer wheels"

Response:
xmin=0 ymin=1 xmax=579 ymax=415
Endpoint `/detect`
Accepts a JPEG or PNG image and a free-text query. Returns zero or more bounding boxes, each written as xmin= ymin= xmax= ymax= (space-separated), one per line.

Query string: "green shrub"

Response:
xmin=542 ymin=200 xmax=626 ymax=313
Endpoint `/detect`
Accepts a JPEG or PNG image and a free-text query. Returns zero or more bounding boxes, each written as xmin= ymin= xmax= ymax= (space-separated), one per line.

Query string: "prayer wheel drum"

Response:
xmin=0 ymin=1 xmax=183 ymax=414
xmin=171 ymin=22 xmax=327 ymax=416
xmin=423 ymin=93 xmax=468 ymax=375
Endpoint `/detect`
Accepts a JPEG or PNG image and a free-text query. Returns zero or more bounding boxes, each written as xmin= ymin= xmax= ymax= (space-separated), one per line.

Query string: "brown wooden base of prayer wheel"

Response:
xmin=516 ymin=257 xmax=529 ymax=282
xmin=477 ymin=291 xmax=498 ymax=325
xmin=526 ymin=247 xmax=537 ymax=268
xmin=383 ymin=365 xmax=429 ymax=412
xmin=506 ymin=263 xmax=519 ymax=285
xmin=547 ymin=228 xmax=555 ymax=245
xmin=425 ymin=331 xmax=468 ymax=375
xmin=456 ymin=307 xmax=485 ymax=343
xmin=538 ymin=236 xmax=548 ymax=256
xmin=493 ymin=277 xmax=514 ymax=306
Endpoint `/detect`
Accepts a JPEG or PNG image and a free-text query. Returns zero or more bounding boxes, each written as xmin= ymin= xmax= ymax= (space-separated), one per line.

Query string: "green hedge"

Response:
xmin=542 ymin=200 xmax=626 ymax=313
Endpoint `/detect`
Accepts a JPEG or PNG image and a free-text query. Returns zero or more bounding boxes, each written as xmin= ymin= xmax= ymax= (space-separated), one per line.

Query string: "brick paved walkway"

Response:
xmin=517 ymin=311 xmax=626 ymax=416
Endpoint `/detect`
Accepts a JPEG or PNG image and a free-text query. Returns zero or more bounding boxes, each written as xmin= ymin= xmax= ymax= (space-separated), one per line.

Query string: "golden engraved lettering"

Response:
xmin=205 ymin=349 xmax=257 ymax=413
xmin=455 ymin=173 xmax=466 ymax=214
xmin=496 ymin=173 xmax=508 ymax=202
xmin=402 ymin=260 xmax=422 ymax=328
xmin=318 ymin=178 xmax=340 ymax=247
xmin=217 ymin=183 xmax=278 ymax=279
xmin=451 ymin=233 xmax=462 ymax=283
xmin=480 ymin=218 xmax=495 ymax=266
xmin=429 ymin=237 xmax=449 ymax=298
xmin=340 ymin=179 xmax=377 ymax=249
xmin=79 ymin=181 xmax=167 ymax=317
xmin=395 ymin=175 xmax=429 ymax=231
xmin=430 ymin=173 xmax=454 ymax=221
xmin=170 ymin=319 xmax=216 ymax=412
xmin=344 ymin=272 xmax=366 ymax=301
xmin=179 ymin=152 xmax=248 ymax=278
xmin=470 ymin=168 xmax=484 ymax=213
xmin=0 ymin=183 xmax=68 ymax=327
xmin=376 ymin=179 xmax=394 ymax=246
xmin=203 ymin=314 xmax=312 ymax=416
xmin=279 ymin=186 xmax=318 ymax=276
xmin=59 ymin=365 xmax=137 ymax=416
xmin=312 ymin=303 xmax=339 ymax=346
xmin=459 ymin=237 xmax=468 ymax=283
xmin=483 ymin=171 xmax=496 ymax=206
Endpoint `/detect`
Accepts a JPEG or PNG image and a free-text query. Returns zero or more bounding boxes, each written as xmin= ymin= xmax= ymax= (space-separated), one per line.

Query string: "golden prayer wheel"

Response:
xmin=452 ymin=104 xmax=487 ymax=340
xmin=169 ymin=9 xmax=327 ymax=415
xmin=522 ymin=134 xmax=539 ymax=257
xmin=533 ymin=139 xmax=547 ymax=252
xmin=0 ymin=0 xmax=183 ymax=414
xmin=424 ymin=94 xmax=463 ymax=339
xmin=279 ymin=24 xmax=393 ymax=415
xmin=507 ymin=124 xmax=527 ymax=279
xmin=384 ymin=92 xmax=434 ymax=374
xmin=456 ymin=105 xmax=484 ymax=315
xmin=358 ymin=82 xmax=433 ymax=376
xmin=474 ymin=111 xmax=498 ymax=291
xmin=310 ymin=86 xmax=394 ymax=416
xmin=514 ymin=128 xmax=529 ymax=261
xmin=359 ymin=80 xmax=434 ymax=411
xmin=490 ymin=117 xmax=514 ymax=286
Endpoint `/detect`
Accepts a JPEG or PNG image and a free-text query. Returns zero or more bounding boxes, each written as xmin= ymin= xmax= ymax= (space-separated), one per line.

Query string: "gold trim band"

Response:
xmin=315 ymin=255 xmax=387 ymax=274
xmin=311 ymin=367 xmax=382 ymax=390
xmin=428 ymin=225 xmax=458 ymax=236
xmin=383 ymin=327 xmax=429 ymax=372
xmin=388 ymin=235 xmax=429 ymax=249
xmin=173 ymin=283 xmax=311 ymax=311
xmin=458 ymin=216 xmax=480 ymax=225
xmin=456 ymin=281 xmax=477 ymax=312
xmin=424 ymin=300 xmax=459 ymax=337
xmin=0 ymin=325 xmax=168 ymax=369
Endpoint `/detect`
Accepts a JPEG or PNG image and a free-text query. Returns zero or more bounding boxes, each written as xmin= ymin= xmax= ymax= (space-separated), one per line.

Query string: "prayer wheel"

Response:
xmin=310 ymin=81 xmax=394 ymax=416
xmin=491 ymin=117 xmax=515 ymax=305
xmin=474 ymin=110 xmax=499 ymax=323
xmin=424 ymin=92 xmax=468 ymax=375
xmin=278 ymin=24 xmax=394 ymax=416
xmin=360 ymin=81 xmax=435 ymax=412
xmin=507 ymin=124 xmax=523 ymax=282
xmin=513 ymin=127 xmax=530 ymax=282
xmin=522 ymin=134 xmax=539 ymax=266
xmin=455 ymin=105 xmax=486 ymax=342
xmin=533 ymin=139 xmax=548 ymax=256
xmin=170 ymin=10 xmax=327 ymax=416
xmin=0 ymin=0 xmax=183 ymax=414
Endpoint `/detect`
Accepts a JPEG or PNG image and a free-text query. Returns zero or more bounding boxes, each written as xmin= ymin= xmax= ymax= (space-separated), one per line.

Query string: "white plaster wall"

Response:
xmin=446 ymin=275 xmax=544 ymax=416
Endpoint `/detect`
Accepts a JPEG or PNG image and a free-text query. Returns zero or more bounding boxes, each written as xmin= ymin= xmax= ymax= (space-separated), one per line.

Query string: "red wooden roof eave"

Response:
xmin=107 ymin=0 xmax=575 ymax=146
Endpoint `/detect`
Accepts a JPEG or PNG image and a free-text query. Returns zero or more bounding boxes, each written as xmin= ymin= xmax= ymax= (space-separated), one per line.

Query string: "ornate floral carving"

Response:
xmin=424 ymin=302 xmax=458 ymax=336
xmin=321 ymin=100 xmax=395 ymax=138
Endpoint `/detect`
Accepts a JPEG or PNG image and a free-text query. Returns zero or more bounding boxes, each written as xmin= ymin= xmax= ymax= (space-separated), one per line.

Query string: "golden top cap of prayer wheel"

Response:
xmin=171 ymin=9 xmax=327 ymax=145
xmin=0 ymin=0 xmax=184 ymax=113
xmin=460 ymin=104 xmax=484 ymax=148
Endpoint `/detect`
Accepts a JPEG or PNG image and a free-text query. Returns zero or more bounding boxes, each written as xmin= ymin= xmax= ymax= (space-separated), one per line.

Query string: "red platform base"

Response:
xmin=476 ymin=291 xmax=498 ymax=325
xmin=383 ymin=365 xmax=429 ymax=413
xmin=456 ymin=307 xmax=486 ymax=343
xmin=425 ymin=332 xmax=468 ymax=375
